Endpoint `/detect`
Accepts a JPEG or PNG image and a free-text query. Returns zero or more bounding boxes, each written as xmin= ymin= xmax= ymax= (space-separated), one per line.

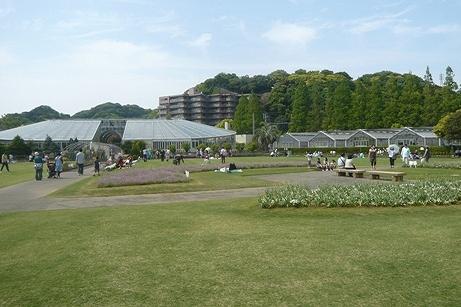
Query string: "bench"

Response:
xmin=334 ymin=169 xmax=366 ymax=178
xmin=368 ymin=171 xmax=406 ymax=182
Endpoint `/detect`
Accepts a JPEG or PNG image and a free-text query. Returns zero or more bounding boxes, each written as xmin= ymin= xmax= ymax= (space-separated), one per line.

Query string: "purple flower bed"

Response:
xmin=97 ymin=161 xmax=308 ymax=188
xmin=98 ymin=168 xmax=188 ymax=187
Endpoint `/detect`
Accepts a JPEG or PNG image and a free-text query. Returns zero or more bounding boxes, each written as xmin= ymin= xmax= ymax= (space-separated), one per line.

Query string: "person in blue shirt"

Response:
xmin=33 ymin=152 xmax=44 ymax=181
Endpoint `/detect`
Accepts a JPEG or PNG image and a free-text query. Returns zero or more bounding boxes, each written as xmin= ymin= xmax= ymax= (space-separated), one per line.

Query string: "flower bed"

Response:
xmin=259 ymin=181 xmax=461 ymax=208
xmin=97 ymin=161 xmax=310 ymax=188
xmin=98 ymin=168 xmax=189 ymax=187
xmin=418 ymin=162 xmax=461 ymax=169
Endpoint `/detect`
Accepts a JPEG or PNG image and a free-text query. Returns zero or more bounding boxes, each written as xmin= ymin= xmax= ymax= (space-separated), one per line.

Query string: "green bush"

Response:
xmin=168 ymin=144 xmax=177 ymax=154
xmin=210 ymin=144 xmax=219 ymax=154
xmin=245 ymin=142 xmax=258 ymax=152
xmin=182 ymin=143 xmax=190 ymax=153
xmin=236 ymin=143 xmax=245 ymax=152
xmin=259 ymin=181 xmax=461 ymax=208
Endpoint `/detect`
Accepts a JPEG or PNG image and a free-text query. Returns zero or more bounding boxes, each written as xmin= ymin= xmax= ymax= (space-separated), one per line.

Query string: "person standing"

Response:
xmin=220 ymin=147 xmax=227 ymax=164
xmin=55 ymin=153 xmax=63 ymax=178
xmin=400 ymin=144 xmax=411 ymax=166
xmin=76 ymin=148 xmax=85 ymax=175
xmin=1 ymin=153 xmax=10 ymax=172
xmin=368 ymin=145 xmax=377 ymax=170
xmin=34 ymin=152 xmax=43 ymax=181
xmin=94 ymin=156 xmax=100 ymax=176
xmin=422 ymin=146 xmax=431 ymax=163
xmin=388 ymin=147 xmax=396 ymax=168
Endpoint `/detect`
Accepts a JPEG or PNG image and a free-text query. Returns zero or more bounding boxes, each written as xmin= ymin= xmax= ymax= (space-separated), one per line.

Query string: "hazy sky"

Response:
xmin=0 ymin=0 xmax=460 ymax=115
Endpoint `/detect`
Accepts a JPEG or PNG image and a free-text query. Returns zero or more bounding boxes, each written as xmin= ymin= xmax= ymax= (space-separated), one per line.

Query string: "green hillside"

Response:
xmin=197 ymin=68 xmax=461 ymax=133
xmin=0 ymin=103 xmax=158 ymax=131
xmin=72 ymin=102 xmax=155 ymax=119
xmin=0 ymin=105 xmax=70 ymax=130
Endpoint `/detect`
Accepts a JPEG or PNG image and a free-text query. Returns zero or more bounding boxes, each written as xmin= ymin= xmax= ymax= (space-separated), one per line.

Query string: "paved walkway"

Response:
xmin=0 ymin=169 xmax=382 ymax=213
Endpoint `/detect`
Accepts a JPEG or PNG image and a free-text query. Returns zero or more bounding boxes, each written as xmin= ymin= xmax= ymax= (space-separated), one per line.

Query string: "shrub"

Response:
xmin=182 ymin=143 xmax=190 ymax=153
xmin=245 ymin=142 xmax=258 ymax=152
xmin=169 ymin=144 xmax=177 ymax=154
xmin=259 ymin=181 xmax=461 ymax=208
xmin=236 ymin=143 xmax=245 ymax=152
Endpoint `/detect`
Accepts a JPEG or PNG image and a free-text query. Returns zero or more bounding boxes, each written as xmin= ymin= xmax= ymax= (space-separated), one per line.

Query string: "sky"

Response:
xmin=0 ymin=0 xmax=460 ymax=115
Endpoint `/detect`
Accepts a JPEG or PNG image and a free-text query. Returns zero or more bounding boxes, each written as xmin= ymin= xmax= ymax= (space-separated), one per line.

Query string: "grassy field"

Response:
xmin=51 ymin=156 xmax=461 ymax=197
xmin=0 ymin=199 xmax=459 ymax=306
xmin=0 ymin=162 xmax=35 ymax=188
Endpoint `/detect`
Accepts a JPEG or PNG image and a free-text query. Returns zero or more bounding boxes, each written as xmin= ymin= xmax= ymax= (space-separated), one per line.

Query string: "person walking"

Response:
xmin=34 ymin=152 xmax=44 ymax=181
xmin=400 ymin=144 xmax=411 ymax=166
xmin=422 ymin=146 xmax=431 ymax=164
xmin=368 ymin=145 xmax=377 ymax=170
xmin=55 ymin=153 xmax=63 ymax=178
xmin=1 ymin=152 xmax=10 ymax=172
xmin=388 ymin=147 xmax=396 ymax=168
xmin=76 ymin=148 xmax=85 ymax=175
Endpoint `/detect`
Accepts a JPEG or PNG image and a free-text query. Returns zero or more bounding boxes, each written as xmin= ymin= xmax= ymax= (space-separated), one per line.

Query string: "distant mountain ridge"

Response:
xmin=71 ymin=102 xmax=155 ymax=119
xmin=0 ymin=105 xmax=70 ymax=131
xmin=0 ymin=103 xmax=157 ymax=131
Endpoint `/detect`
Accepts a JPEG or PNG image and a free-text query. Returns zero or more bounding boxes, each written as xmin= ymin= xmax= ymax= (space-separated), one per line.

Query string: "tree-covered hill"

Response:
xmin=0 ymin=105 xmax=70 ymax=130
xmin=71 ymin=102 xmax=155 ymax=119
xmin=198 ymin=67 xmax=461 ymax=133
xmin=0 ymin=103 xmax=158 ymax=131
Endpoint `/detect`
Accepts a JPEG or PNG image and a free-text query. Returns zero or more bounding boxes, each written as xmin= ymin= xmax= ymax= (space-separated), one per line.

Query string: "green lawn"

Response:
xmin=51 ymin=167 xmax=308 ymax=198
xmin=0 ymin=199 xmax=459 ymax=306
xmin=0 ymin=162 xmax=35 ymax=188
xmin=51 ymin=156 xmax=461 ymax=198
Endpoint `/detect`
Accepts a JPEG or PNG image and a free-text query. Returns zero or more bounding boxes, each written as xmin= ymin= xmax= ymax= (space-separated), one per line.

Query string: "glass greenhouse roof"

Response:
xmin=0 ymin=120 xmax=101 ymax=141
xmin=123 ymin=119 xmax=235 ymax=140
xmin=0 ymin=119 xmax=235 ymax=142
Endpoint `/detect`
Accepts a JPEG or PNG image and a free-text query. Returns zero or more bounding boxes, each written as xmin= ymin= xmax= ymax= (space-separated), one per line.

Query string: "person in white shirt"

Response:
xmin=388 ymin=147 xmax=396 ymax=168
xmin=400 ymin=144 xmax=411 ymax=166
xmin=75 ymin=149 xmax=85 ymax=175
xmin=344 ymin=155 xmax=356 ymax=170
xmin=337 ymin=153 xmax=346 ymax=168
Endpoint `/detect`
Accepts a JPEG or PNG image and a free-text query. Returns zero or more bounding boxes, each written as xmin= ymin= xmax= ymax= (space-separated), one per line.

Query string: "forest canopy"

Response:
xmin=198 ymin=67 xmax=461 ymax=132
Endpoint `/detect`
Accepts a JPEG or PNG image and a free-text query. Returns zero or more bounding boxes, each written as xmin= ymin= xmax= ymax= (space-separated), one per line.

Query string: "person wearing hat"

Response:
xmin=33 ymin=152 xmax=44 ymax=181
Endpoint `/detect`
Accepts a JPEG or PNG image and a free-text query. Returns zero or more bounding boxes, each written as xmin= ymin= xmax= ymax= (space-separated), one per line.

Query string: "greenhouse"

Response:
xmin=0 ymin=119 xmax=235 ymax=150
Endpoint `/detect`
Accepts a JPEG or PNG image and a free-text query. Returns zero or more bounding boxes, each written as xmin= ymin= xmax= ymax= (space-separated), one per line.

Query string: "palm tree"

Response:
xmin=254 ymin=122 xmax=281 ymax=152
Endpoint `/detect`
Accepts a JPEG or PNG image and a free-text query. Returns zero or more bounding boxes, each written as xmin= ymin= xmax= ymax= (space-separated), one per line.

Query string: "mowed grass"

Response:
xmin=51 ymin=156 xmax=461 ymax=198
xmin=0 ymin=162 xmax=35 ymax=188
xmin=0 ymin=199 xmax=459 ymax=306
xmin=51 ymin=167 xmax=308 ymax=198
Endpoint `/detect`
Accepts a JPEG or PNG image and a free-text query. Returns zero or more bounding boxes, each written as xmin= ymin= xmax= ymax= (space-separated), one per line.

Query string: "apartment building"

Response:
xmin=158 ymin=88 xmax=240 ymax=126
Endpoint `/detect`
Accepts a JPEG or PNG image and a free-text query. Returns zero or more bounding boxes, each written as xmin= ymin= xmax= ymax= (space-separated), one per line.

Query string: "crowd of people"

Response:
xmin=304 ymin=144 xmax=433 ymax=172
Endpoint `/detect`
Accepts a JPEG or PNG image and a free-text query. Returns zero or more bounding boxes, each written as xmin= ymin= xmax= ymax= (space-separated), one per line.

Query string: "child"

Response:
xmin=94 ymin=156 xmax=100 ymax=176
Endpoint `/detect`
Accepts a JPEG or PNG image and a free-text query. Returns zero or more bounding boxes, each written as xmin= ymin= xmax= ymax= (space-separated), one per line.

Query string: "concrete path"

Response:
xmin=0 ymin=170 xmax=383 ymax=213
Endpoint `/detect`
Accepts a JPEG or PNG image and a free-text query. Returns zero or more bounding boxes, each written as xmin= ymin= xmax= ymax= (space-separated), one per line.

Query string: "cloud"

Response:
xmin=262 ymin=22 xmax=316 ymax=45
xmin=146 ymin=23 xmax=184 ymax=37
xmin=64 ymin=40 xmax=173 ymax=73
xmin=0 ymin=7 xmax=14 ymax=18
xmin=188 ymin=33 xmax=212 ymax=48
xmin=348 ymin=8 xmax=411 ymax=33
xmin=0 ymin=48 xmax=15 ymax=66
xmin=21 ymin=18 xmax=44 ymax=31
xmin=427 ymin=24 xmax=461 ymax=34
